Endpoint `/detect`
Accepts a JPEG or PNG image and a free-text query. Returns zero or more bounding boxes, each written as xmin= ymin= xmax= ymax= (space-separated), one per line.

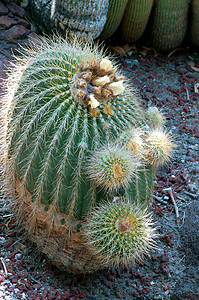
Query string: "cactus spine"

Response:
xmin=1 ymin=36 xmax=174 ymax=273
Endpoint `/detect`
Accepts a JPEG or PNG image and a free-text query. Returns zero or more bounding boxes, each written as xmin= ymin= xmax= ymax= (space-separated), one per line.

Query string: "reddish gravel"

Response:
xmin=0 ymin=1 xmax=199 ymax=299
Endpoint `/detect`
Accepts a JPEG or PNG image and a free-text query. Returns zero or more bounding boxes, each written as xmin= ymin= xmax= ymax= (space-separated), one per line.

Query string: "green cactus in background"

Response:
xmin=28 ymin=0 xmax=110 ymax=39
xmin=189 ymin=0 xmax=199 ymax=46
xmin=119 ymin=0 xmax=154 ymax=44
xmin=1 ymin=36 xmax=174 ymax=273
xmin=149 ymin=0 xmax=188 ymax=52
xmin=100 ymin=0 xmax=128 ymax=40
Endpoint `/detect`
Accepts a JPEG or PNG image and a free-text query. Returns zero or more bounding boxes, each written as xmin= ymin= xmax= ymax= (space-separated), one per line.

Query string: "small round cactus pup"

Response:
xmin=84 ymin=200 xmax=157 ymax=266
xmin=144 ymin=129 xmax=175 ymax=167
xmin=119 ymin=127 xmax=145 ymax=159
xmin=87 ymin=145 xmax=141 ymax=192
xmin=146 ymin=106 xmax=165 ymax=129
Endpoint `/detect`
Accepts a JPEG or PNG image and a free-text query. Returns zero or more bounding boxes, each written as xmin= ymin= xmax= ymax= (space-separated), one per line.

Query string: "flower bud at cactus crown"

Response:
xmin=72 ymin=53 xmax=125 ymax=111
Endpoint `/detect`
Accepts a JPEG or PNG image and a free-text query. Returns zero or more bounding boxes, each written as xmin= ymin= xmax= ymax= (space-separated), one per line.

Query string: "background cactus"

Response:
xmin=118 ymin=0 xmax=154 ymax=44
xmin=1 ymin=36 xmax=174 ymax=273
xmin=149 ymin=0 xmax=188 ymax=51
xmin=100 ymin=0 xmax=128 ymax=40
xmin=6 ymin=0 xmax=199 ymax=51
xmin=28 ymin=0 xmax=109 ymax=39
xmin=189 ymin=0 xmax=199 ymax=46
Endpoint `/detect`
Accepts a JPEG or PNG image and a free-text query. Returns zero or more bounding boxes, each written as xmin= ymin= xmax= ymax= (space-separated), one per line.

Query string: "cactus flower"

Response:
xmin=94 ymin=75 xmax=110 ymax=86
xmin=108 ymin=80 xmax=124 ymax=95
xmin=100 ymin=58 xmax=113 ymax=72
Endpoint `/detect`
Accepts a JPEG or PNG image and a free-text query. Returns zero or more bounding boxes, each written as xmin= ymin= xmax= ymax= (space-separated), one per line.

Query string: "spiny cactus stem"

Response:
xmin=11 ymin=87 xmax=71 ymax=144
xmin=13 ymin=95 xmax=74 ymax=166
xmin=51 ymin=109 xmax=91 ymax=214
xmin=88 ymin=145 xmax=141 ymax=192
xmin=145 ymin=130 xmax=175 ymax=167
xmin=31 ymin=106 xmax=80 ymax=201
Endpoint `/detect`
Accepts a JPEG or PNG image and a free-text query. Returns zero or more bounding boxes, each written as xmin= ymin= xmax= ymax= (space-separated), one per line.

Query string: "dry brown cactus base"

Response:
xmin=14 ymin=179 xmax=107 ymax=274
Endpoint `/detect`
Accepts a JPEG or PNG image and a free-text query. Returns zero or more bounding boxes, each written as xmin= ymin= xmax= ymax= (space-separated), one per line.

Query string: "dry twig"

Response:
xmin=185 ymin=83 xmax=190 ymax=101
xmin=153 ymin=195 xmax=167 ymax=204
xmin=163 ymin=187 xmax=180 ymax=227
xmin=184 ymin=191 xmax=197 ymax=199
xmin=176 ymin=195 xmax=186 ymax=202
xmin=0 ymin=257 xmax=8 ymax=276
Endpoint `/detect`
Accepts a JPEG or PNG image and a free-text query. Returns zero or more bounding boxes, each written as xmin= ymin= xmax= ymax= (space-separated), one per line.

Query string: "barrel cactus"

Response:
xmin=99 ymin=0 xmax=128 ymax=40
xmin=1 ymin=36 xmax=175 ymax=273
xmin=118 ymin=0 xmax=154 ymax=44
xmin=16 ymin=0 xmax=195 ymax=52
xmin=189 ymin=0 xmax=199 ymax=46
xmin=27 ymin=0 xmax=109 ymax=39
xmin=149 ymin=0 xmax=188 ymax=51
xmin=7 ymin=0 xmax=199 ymax=51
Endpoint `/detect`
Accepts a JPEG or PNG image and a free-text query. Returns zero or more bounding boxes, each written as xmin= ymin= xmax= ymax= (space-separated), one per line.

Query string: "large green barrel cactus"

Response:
xmin=149 ymin=0 xmax=188 ymax=51
xmin=189 ymin=0 xmax=199 ymax=46
xmin=1 ymin=37 xmax=174 ymax=273
xmin=119 ymin=0 xmax=154 ymax=44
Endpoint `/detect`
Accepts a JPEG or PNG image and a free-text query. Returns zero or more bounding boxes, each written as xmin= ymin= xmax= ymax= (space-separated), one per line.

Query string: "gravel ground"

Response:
xmin=0 ymin=1 xmax=199 ymax=299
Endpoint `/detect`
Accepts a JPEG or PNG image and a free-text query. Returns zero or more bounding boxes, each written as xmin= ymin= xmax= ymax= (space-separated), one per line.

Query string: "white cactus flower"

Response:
xmin=94 ymin=75 xmax=110 ymax=86
xmin=88 ymin=94 xmax=100 ymax=109
xmin=100 ymin=58 xmax=113 ymax=72
xmin=108 ymin=80 xmax=125 ymax=96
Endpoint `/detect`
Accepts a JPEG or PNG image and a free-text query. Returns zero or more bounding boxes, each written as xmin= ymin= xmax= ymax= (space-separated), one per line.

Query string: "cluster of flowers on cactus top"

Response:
xmin=72 ymin=58 xmax=124 ymax=110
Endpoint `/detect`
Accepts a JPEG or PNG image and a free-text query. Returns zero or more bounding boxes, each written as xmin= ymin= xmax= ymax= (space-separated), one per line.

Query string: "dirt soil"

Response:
xmin=0 ymin=1 xmax=199 ymax=299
